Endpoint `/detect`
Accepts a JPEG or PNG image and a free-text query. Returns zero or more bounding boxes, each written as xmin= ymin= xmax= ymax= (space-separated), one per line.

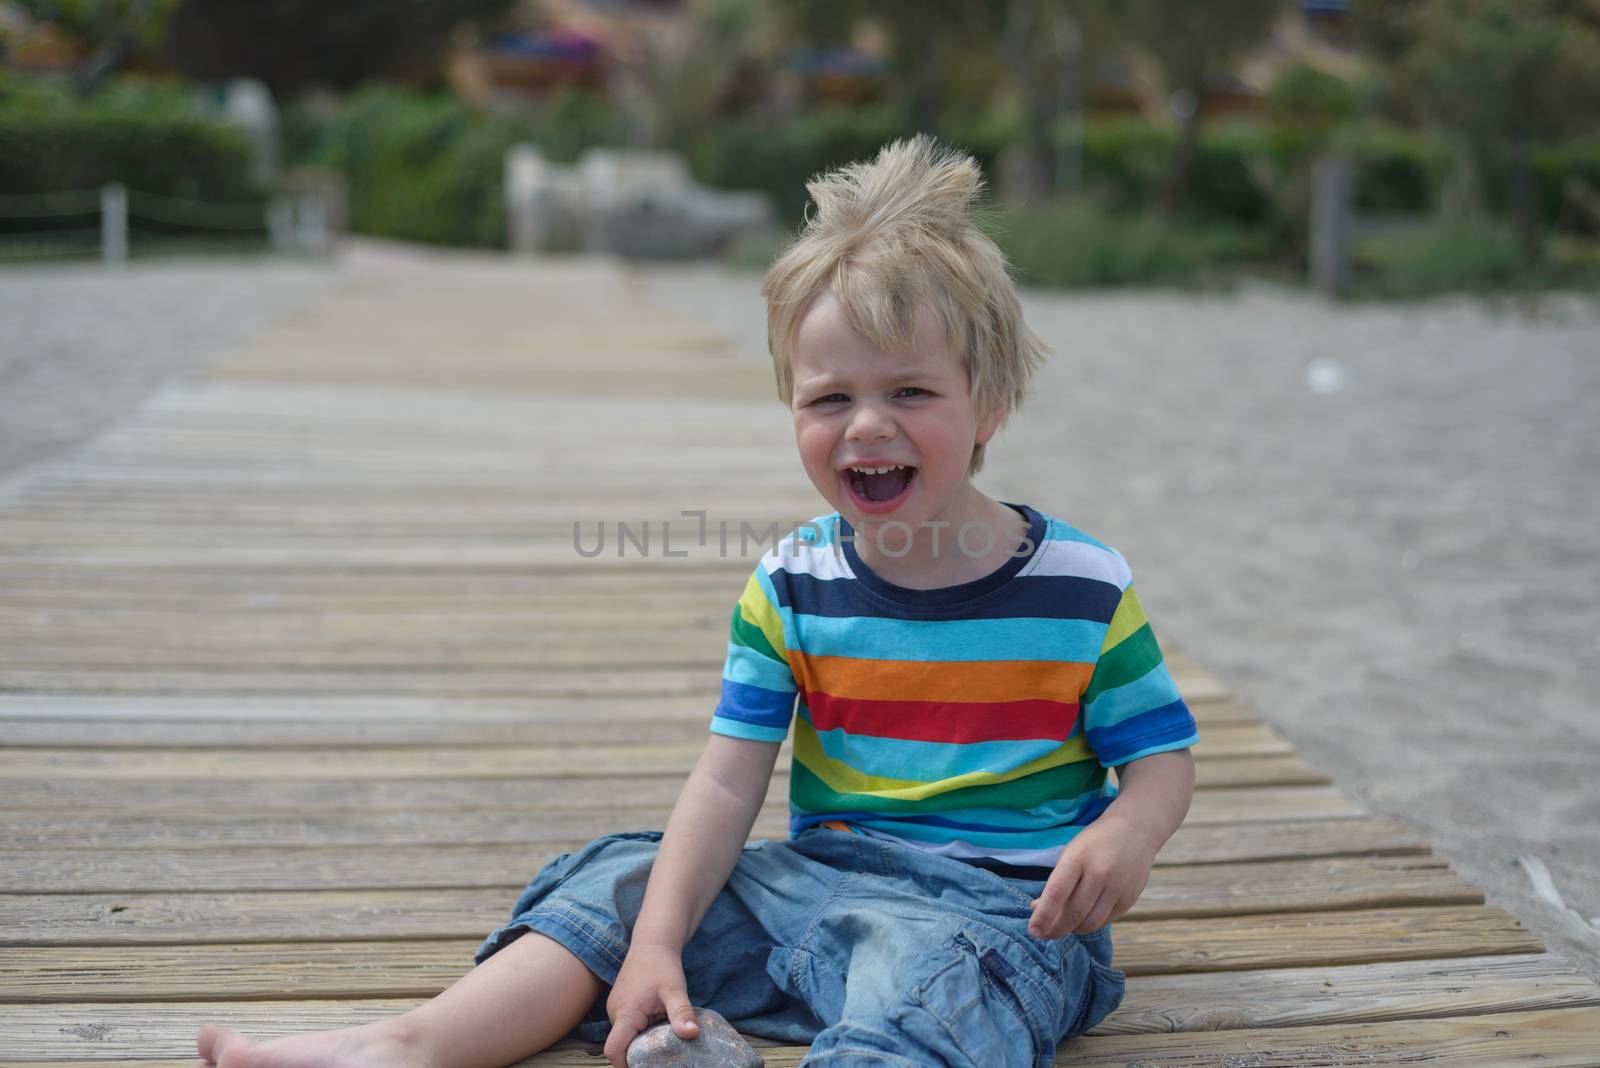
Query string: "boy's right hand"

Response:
xmin=603 ymin=942 xmax=701 ymax=1068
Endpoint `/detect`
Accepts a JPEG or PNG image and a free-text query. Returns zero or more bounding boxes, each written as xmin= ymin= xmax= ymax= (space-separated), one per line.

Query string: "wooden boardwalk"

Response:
xmin=2 ymin=254 xmax=1597 ymax=1065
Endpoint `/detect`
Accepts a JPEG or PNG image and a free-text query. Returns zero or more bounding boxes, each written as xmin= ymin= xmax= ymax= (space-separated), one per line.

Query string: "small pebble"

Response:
xmin=626 ymin=1007 xmax=763 ymax=1068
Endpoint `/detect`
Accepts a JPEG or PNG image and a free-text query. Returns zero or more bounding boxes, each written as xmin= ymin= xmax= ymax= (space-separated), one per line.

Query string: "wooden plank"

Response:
xmin=1060 ymin=1007 xmax=1600 ymax=1067
xmin=0 ymin=779 xmax=1359 ymax=822
xmin=1134 ymin=854 xmax=1482 ymax=918
xmin=0 ymin=907 xmax=1544 ymax=1001
xmin=0 ymin=817 xmax=1424 ymax=893
xmin=0 ymin=857 xmax=1484 ymax=945
xmin=1094 ymin=953 xmax=1600 ymax=1035
xmin=5 ymin=956 xmax=1597 ymax=1060
xmin=0 ymin=805 xmax=1406 ymax=860
xmin=0 ymin=746 xmax=1311 ymax=785
xmin=0 ymin=717 xmax=1276 ymax=751
xmin=10 ymin=1003 xmax=1600 ymax=1068
xmin=1157 ymin=815 xmax=1423 ymax=864
xmin=0 ymin=566 xmax=769 ymax=596
xmin=0 ymin=667 xmax=734 ymax=697
xmin=1115 ymin=905 xmax=1543 ymax=975
xmin=0 ymin=692 xmax=1253 ymax=728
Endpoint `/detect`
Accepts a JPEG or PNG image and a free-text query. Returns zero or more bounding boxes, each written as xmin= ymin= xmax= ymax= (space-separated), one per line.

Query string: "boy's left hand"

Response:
xmin=1027 ymin=814 xmax=1157 ymax=939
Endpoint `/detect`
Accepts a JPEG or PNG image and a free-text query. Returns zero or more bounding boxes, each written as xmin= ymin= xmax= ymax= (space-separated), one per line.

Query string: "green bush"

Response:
xmin=685 ymin=105 xmax=1010 ymax=226
xmin=687 ymin=106 xmax=919 ymax=225
xmin=979 ymin=200 xmax=1272 ymax=289
xmin=0 ymin=75 xmax=259 ymax=201
xmin=1535 ymin=139 xmax=1600 ymax=236
xmin=689 ymin=110 xmax=1451 ymax=237
xmin=1346 ymin=125 xmax=1448 ymax=215
xmin=1264 ymin=62 xmax=1357 ymax=139
xmin=1352 ymin=220 xmax=1600 ymax=299
xmin=1352 ymin=219 xmax=1525 ymax=298
xmin=1079 ymin=116 xmax=1448 ymax=225
xmin=1075 ymin=116 xmax=1178 ymax=214
xmin=284 ymin=84 xmax=627 ymax=247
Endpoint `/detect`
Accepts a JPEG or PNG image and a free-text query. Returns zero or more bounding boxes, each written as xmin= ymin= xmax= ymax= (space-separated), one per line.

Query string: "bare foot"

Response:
xmin=194 ymin=1018 xmax=436 ymax=1068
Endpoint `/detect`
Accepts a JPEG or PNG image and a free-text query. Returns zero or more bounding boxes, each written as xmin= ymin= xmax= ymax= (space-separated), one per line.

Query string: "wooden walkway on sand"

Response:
xmin=2 ymin=254 xmax=1597 ymax=1065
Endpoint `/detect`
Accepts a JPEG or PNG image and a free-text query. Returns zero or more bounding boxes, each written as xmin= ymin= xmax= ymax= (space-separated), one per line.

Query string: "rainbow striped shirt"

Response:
xmin=710 ymin=503 xmax=1199 ymax=879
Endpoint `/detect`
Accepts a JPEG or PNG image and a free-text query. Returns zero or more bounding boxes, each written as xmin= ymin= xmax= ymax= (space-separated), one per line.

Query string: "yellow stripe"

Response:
xmin=738 ymin=571 xmax=790 ymax=665
xmin=1102 ymin=584 xmax=1147 ymax=652
xmin=793 ymin=720 xmax=1094 ymax=800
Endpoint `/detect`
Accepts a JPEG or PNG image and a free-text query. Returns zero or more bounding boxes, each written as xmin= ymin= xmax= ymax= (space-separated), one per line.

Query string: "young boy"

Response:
xmin=194 ymin=135 xmax=1198 ymax=1068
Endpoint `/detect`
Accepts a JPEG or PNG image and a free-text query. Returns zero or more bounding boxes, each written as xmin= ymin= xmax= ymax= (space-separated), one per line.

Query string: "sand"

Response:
xmin=4 ymin=246 xmax=1597 ymax=984
xmin=0 ymin=257 xmax=337 ymax=483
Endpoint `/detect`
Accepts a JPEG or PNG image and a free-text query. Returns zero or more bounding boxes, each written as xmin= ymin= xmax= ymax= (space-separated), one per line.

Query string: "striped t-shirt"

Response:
xmin=710 ymin=502 xmax=1199 ymax=879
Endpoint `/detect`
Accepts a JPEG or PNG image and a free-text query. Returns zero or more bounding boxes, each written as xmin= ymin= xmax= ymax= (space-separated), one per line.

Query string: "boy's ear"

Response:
xmin=975 ymin=403 xmax=1007 ymax=445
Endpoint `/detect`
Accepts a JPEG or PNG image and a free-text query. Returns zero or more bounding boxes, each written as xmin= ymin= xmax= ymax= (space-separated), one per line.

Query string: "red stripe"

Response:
xmin=803 ymin=692 xmax=1079 ymax=744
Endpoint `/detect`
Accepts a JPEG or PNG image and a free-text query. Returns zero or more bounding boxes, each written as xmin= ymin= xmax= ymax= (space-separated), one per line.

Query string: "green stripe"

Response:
xmin=728 ymin=604 xmax=782 ymax=662
xmin=790 ymin=756 xmax=1105 ymax=815
xmin=1081 ymin=622 xmax=1163 ymax=704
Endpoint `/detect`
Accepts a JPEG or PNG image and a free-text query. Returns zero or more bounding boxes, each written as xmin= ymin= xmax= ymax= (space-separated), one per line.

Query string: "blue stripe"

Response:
xmin=808 ymin=725 xmax=1068 ymax=781
xmin=773 ymin=569 xmax=1121 ymax=623
xmin=715 ymin=678 xmax=796 ymax=729
xmin=790 ymin=614 xmax=1107 ymax=662
xmin=1085 ymin=700 xmax=1198 ymax=766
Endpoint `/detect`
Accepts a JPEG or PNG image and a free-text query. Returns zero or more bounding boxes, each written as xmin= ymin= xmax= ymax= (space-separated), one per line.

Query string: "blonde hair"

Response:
xmin=760 ymin=134 xmax=1048 ymax=475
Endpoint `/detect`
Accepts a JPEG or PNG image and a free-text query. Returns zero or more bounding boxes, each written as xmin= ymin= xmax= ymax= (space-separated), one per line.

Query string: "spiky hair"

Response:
xmin=760 ymin=134 xmax=1048 ymax=474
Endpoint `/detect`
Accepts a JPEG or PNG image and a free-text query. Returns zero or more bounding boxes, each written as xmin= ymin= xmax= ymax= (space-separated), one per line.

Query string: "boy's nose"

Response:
xmin=846 ymin=403 xmax=896 ymax=443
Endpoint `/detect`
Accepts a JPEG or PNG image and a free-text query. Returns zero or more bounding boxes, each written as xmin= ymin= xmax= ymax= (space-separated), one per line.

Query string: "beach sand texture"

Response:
xmin=4 ymin=247 xmax=1597 ymax=992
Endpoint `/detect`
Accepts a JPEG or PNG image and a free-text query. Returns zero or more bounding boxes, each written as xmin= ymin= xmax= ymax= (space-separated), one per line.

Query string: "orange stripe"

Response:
xmin=789 ymin=651 xmax=1092 ymax=703
xmin=820 ymin=820 xmax=855 ymax=834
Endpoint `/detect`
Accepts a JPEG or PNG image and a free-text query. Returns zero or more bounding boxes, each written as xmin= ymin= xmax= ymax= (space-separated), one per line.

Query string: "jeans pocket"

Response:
xmin=1063 ymin=954 xmax=1126 ymax=1039
xmin=903 ymin=926 xmax=1048 ymax=1068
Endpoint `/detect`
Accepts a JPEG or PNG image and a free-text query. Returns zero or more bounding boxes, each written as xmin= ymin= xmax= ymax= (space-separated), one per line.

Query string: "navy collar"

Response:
xmin=838 ymin=502 xmax=1045 ymax=608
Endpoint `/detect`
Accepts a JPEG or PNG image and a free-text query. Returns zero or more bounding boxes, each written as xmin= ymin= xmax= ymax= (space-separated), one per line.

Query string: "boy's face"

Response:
xmin=789 ymin=290 xmax=1003 ymax=542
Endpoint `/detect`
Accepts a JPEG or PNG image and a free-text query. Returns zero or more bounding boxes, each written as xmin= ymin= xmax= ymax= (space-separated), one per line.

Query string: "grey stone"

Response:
xmin=626 ymin=1007 xmax=763 ymax=1068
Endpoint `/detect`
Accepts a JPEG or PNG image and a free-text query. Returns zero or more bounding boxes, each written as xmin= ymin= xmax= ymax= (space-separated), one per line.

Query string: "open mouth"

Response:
xmin=841 ymin=464 xmax=917 ymax=513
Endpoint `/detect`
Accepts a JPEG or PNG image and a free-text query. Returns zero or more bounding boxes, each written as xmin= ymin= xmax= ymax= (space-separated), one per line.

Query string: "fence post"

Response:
xmin=100 ymin=182 xmax=127 ymax=266
xmin=1310 ymin=154 xmax=1352 ymax=296
xmin=295 ymin=192 xmax=328 ymax=258
xmin=266 ymin=196 xmax=294 ymax=252
xmin=505 ymin=144 xmax=542 ymax=253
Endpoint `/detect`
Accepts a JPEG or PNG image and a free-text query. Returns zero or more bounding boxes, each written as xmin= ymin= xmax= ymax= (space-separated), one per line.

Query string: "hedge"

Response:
xmin=0 ymin=77 xmax=259 ymax=202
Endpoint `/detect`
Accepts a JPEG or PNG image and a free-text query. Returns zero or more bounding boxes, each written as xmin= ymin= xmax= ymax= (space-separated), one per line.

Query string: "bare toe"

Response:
xmin=197 ymin=1024 xmax=254 ymax=1067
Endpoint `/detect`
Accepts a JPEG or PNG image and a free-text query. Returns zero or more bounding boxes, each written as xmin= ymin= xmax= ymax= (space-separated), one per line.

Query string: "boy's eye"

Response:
xmin=895 ymin=387 xmax=929 ymax=398
xmin=812 ymin=393 xmax=849 ymax=405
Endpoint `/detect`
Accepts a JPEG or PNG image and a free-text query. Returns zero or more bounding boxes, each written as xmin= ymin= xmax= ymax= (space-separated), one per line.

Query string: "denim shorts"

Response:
xmin=475 ymin=827 xmax=1126 ymax=1068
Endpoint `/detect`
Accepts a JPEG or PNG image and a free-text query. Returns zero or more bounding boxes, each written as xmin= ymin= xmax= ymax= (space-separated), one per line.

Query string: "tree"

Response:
xmin=1352 ymin=0 xmax=1600 ymax=262
xmin=13 ymin=0 xmax=181 ymax=95
xmin=162 ymin=0 xmax=520 ymax=98
xmin=1108 ymin=0 xmax=1286 ymax=216
xmin=1000 ymin=0 xmax=1076 ymax=202
xmin=997 ymin=0 xmax=1128 ymax=203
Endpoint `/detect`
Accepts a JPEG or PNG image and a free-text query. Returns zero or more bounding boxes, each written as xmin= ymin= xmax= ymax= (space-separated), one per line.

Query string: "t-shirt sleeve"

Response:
xmin=709 ymin=566 xmax=798 ymax=743
xmin=1081 ymin=582 xmax=1200 ymax=767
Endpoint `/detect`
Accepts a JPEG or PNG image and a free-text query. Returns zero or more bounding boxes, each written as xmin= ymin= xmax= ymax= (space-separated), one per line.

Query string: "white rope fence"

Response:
xmin=0 ymin=182 xmax=333 ymax=264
